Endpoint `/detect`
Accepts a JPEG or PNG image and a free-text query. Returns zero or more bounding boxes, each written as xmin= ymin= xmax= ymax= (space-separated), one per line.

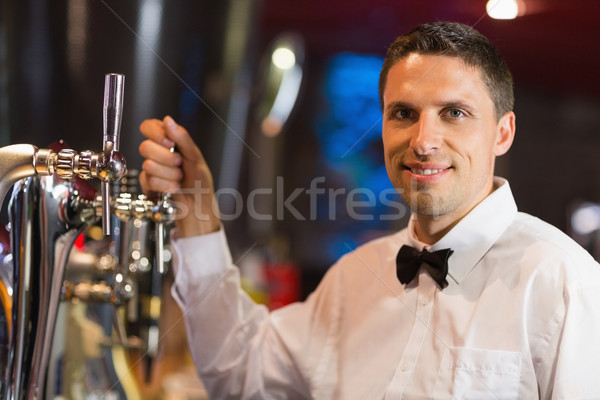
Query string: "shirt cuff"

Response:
xmin=170 ymin=228 xmax=233 ymax=305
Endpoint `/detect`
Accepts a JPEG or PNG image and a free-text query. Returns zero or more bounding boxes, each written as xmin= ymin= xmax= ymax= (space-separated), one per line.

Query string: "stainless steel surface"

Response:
xmin=154 ymin=194 xmax=175 ymax=275
xmin=156 ymin=221 xmax=166 ymax=274
xmin=103 ymin=74 xmax=125 ymax=152
xmin=0 ymin=145 xmax=47 ymax=205
xmin=5 ymin=176 xmax=90 ymax=399
xmin=154 ymin=146 xmax=175 ymax=275
xmin=0 ymin=72 xmax=128 ymax=400
xmin=0 ymin=143 xmax=126 ymax=206
xmin=101 ymin=181 xmax=112 ymax=235
xmin=0 ymin=228 xmax=12 ymax=396
xmin=102 ymin=73 xmax=126 ymax=236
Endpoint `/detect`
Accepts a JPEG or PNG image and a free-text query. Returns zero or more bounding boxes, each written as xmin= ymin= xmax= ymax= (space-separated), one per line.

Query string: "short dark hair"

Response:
xmin=378 ymin=22 xmax=514 ymax=119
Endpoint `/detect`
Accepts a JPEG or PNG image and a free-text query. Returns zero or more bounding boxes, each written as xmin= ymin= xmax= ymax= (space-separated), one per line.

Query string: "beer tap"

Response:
xmin=0 ymin=74 xmax=126 ymax=230
xmin=2 ymin=73 xmax=127 ymax=400
xmin=153 ymin=146 xmax=177 ymax=274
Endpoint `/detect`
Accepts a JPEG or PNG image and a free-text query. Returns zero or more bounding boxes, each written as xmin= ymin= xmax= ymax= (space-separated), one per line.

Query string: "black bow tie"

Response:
xmin=396 ymin=245 xmax=454 ymax=289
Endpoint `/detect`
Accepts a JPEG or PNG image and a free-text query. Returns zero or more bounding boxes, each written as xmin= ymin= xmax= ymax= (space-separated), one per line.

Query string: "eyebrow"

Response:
xmin=384 ymin=101 xmax=414 ymax=115
xmin=436 ymin=99 xmax=476 ymax=113
xmin=384 ymin=99 xmax=477 ymax=114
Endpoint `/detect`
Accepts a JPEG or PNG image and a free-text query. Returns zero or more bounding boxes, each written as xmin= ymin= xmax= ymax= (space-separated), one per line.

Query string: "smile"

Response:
xmin=410 ymin=168 xmax=446 ymax=176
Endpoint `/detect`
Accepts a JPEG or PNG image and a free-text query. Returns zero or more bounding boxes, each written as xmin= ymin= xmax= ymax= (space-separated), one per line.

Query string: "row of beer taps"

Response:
xmin=0 ymin=73 xmax=179 ymax=399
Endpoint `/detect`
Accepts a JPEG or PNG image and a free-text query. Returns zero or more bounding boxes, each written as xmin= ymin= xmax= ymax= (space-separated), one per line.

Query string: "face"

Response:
xmin=382 ymin=54 xmax=514 ymax=224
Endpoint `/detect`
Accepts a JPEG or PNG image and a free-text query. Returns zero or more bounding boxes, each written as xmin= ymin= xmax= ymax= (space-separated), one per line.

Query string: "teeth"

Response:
xmin=411 ymin=168 xmax=445 ymax=176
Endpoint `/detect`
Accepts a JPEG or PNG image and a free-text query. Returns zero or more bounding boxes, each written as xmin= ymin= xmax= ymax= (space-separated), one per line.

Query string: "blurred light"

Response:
xmin=571 ymin=203 xmax=600 ymax=235
xmin=51 ymin=184 xmax=69 ymax=200
xmin=139 ymin=257 xmax=150 ymax=269
xmin=272 ymin=47 xmax=296 ymax=70
xmin=261 ymin=34 xmax=304 ymax=137
xmin=133 ymin=0 xmax=164 ymax=145
xmin=486 ymin=0 xmax=519 ymax=20
xmin=316 ymin=53 xmax=384 ymax=160
xmin=131 ymin=250 xmax=141 ymax=260
xmin=66 ymin=0 xmax=89 ymax=78
xmin=87 ymin=226 xmax=104 ymax=241
xmin=262 ymin=65 xmax=302 ymax=137
xmin=74 ymin=233 xmax=85 ymax=250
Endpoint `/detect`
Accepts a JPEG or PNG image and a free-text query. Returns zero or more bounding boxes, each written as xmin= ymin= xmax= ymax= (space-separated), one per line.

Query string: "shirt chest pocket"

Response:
xmin=432 ymin=347 xmax=522 ymax=400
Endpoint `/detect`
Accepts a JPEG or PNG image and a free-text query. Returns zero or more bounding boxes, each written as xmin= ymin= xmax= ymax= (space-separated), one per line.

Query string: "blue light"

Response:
xmin=313 ymin=52 xmax=405 ymax=261
xmin=315 ymin=52 xmax=394 ymax=193
xmin=316 ymin=53 xmax=384 ymax=163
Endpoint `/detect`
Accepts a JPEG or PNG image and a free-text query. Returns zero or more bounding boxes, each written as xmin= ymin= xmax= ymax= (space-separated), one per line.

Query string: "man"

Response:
xmin=138 ymin=22 xmax=600 ymax=399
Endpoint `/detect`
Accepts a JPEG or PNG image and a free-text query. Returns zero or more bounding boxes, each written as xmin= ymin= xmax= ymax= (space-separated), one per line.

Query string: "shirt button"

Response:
xmin=400 ymin=362 xmax=410 ymax=372
xmin=420 ymin=297 xmax=431 ymax=305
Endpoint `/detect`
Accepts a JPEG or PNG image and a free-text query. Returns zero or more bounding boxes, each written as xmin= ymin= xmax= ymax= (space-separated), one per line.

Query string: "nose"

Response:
xmin=409 ymin=113 xmax=442 ymax=156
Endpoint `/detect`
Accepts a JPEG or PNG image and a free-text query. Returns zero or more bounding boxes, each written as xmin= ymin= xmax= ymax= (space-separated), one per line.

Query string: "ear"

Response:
xmin=494 ymin=111 xmax=516 ymax=156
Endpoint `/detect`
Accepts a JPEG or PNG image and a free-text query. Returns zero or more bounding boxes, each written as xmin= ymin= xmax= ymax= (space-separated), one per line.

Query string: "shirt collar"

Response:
xmin=406 ymin=177 xmax=518 ymax=284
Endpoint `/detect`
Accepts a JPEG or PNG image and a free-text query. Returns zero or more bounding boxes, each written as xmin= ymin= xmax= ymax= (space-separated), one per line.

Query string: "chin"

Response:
xmin=410 ymin=193 xmax=447 ymax=217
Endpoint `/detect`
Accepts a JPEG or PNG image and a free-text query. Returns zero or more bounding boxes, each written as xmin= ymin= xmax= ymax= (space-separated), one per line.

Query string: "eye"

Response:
xmin=448 ymin=109 xmax=464 ymax=118
xmin=395 ymin=109 xmax=412 ymax=119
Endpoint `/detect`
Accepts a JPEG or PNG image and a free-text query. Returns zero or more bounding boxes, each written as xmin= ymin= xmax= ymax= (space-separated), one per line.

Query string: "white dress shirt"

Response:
xmin=170 ymin=178 xmax=600 ymax=399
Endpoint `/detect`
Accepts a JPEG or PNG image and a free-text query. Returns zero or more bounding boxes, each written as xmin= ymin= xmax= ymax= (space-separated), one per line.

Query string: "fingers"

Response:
xmin=139 ymin=139 xmax=182 ymax=167
xmin=138 ymin=139 xmax=183 ymax=194
xmin=162 ymin=116 xmax=206 ymax=163
xmin=142 ymin=159 xmax=183 ymax=181
xmin=139 ymin=118 xmax=176 ymax=149
xmin=139 ymin=116 xmax=221 ymax=235
xmin=139 ymin=115 xmax=213 ymax=197
xmin=139 ymin=170 xmax=180 ymax=194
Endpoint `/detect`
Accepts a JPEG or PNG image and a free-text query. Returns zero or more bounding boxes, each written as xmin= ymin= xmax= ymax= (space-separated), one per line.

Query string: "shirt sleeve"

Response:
xmin=534 ymin=254 xmax=600 ymax=399
xmin=169 ymin=229 xmax=340 ymax=399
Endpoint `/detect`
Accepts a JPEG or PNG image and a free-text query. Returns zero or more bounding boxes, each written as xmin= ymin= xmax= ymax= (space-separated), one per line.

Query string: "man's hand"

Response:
xmin=139 ymin=115 xmax=220 ymax=237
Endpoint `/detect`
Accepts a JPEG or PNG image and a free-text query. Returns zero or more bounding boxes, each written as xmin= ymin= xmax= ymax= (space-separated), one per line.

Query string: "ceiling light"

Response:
xmin=486 ymin=0 xmax=519 ymax=20
xmin=272 ymin=47 xmax=296 ymax=70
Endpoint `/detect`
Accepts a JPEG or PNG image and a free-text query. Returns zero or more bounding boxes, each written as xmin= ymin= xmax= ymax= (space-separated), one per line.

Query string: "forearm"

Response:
xmin=175 ymin=268 xmax=272 ymax=398
xmin=169 ymin=230 xmax=310 ymax=398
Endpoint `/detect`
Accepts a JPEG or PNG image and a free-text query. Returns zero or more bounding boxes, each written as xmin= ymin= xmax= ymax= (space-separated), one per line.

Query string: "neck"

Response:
xmin=413 ymin=214 xmax=460 ymax=245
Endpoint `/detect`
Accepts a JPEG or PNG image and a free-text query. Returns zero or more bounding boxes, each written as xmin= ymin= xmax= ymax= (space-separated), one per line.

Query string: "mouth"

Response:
xmin=407 ymin=167 xmax=448 ymax=176
xmin=403 ymin=162 xmax=452 ymax=177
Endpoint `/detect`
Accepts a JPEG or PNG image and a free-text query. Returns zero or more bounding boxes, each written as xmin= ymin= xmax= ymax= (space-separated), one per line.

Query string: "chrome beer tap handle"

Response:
xmin=101 ymin=73 xmax=125 ymax=235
